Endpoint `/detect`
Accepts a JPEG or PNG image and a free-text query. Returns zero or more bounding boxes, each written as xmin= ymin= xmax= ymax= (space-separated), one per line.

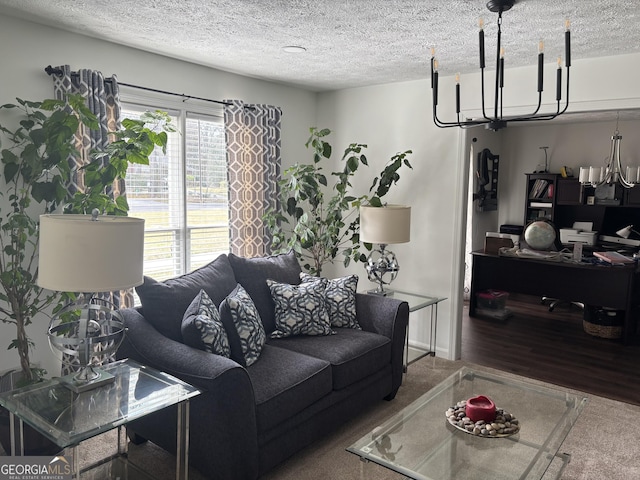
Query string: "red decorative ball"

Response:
xmin=465 ymin=395 xmax=496 ymax=423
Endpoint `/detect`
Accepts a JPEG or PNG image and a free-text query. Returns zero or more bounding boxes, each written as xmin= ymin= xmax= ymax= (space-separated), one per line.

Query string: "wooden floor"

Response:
xmin=461 ymin=294 xmax=640 ymax=406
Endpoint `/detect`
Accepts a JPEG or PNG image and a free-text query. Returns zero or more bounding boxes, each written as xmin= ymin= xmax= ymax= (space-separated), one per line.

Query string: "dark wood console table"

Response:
xmin=470 ymin=251 xmax=639 ymax=345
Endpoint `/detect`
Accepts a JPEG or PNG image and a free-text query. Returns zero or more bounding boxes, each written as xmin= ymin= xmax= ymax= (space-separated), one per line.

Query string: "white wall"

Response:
xmin=316 ymin=79 xmax=464 ymax=359
xmin=0 ymin=14 xmax=318 ymax=377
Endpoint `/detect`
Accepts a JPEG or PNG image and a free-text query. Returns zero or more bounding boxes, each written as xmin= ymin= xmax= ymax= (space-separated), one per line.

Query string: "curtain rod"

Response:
xmin=44 ymin=65 xmax=236 ymax=107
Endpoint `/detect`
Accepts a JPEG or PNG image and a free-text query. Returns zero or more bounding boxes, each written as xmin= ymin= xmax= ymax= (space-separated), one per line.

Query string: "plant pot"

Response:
xmin=0 ymin=370 xmax=61 ymax=456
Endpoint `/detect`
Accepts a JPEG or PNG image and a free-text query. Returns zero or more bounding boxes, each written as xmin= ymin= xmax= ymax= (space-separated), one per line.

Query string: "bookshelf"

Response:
xmin=524 ymin=173 xmax=558 ymax=224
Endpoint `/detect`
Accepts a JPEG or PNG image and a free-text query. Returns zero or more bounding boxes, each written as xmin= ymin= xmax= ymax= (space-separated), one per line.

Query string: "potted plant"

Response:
xmin=0 ymin=95 xmax=171 ymax=385
xmin=0 ymin=96 xmax=172 ymax=454
xmin=264 ymin=127 xmax=412 ymax=275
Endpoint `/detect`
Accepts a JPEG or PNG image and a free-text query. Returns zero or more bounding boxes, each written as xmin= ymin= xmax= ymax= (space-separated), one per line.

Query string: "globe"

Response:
xmin=524 ymin=220 xmax=557 ymax=250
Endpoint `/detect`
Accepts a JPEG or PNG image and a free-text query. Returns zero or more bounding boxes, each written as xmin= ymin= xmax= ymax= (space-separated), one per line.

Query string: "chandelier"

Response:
xmin=431 ymin=0 xmax=571 ymax=131
xmin=578 ymin=113 xmax=637 ymax=189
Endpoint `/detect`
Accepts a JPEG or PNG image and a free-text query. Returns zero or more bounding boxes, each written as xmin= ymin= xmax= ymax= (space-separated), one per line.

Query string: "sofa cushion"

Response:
xmin=181 ymin=290 xmax=231 ymax=357
xmin=269 ymin=328 xmax=391 ymax=390
xmin=267 ymin=278 xmax=333 ymax=339
xmin=219 ymin=284 xmax=266 ymax=367
xmin=228 ymin=251 xmax=302 ymax=334
xmin=300 ymin=272 xmax=360 ymax=329
xmin=136 ymin=254 xmax=237 ymax=342
xmin=246 ymin=344 xmax=332 ymax=433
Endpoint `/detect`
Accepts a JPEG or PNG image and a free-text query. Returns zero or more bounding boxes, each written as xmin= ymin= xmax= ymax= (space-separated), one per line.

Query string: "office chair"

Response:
xmin=541 ymin=297 xmax=584 ymax=312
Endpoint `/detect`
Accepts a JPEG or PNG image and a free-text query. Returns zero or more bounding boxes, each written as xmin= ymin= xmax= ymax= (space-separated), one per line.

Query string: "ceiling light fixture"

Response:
xmin=579 ymin=113 xmax=638 ymax=189
xmin=430 ymin=0 xmax=571 ymax=131
xmin=282 ymin=45 xmax=307 ymax=53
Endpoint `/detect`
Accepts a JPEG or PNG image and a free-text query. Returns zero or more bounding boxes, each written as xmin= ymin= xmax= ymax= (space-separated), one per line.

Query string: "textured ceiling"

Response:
xmin=1 ymin=0 xmax=640 ymax=92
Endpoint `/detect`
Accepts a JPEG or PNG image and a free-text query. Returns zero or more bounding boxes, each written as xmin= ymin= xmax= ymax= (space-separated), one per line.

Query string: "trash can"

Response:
xmin=583 ymin=306 xmax=623 ymax=339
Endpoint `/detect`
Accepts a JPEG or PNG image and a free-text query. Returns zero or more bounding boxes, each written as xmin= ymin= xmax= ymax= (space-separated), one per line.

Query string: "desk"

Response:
xmin=470 ymin=251 xmax=639 ymax=345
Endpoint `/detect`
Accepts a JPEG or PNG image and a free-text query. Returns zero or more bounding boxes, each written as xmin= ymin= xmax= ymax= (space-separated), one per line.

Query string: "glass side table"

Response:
xmin=0 ymin=358 xmax=201 ymax=480
xmin=382 ymin=289 xmax=447 ymax=372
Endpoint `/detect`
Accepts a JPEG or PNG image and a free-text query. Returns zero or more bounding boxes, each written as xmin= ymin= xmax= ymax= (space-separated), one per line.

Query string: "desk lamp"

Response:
xmin=616 ymin=225 xmax=640 ymax=239
xmin=38 ymin=210 xmax=144 ymax=392
xmin=359 ymin=205 xmax=411 ymax=295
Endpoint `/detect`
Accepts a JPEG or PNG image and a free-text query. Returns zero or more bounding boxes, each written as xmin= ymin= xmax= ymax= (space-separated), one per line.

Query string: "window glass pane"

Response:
xmin=121 ymin=104 xmax=228 ymax=288
xmin=185 ymin=114 xmax=229 ymax=272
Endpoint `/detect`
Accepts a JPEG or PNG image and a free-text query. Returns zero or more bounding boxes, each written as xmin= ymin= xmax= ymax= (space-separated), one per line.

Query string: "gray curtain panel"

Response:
xmin=224 ymin=100 xmax=282 ymax=257
xmin=51 ymin=66 xmax=129 ymax=374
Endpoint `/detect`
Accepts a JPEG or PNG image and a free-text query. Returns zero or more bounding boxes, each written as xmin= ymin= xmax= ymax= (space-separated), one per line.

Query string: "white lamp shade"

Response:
xmin=359 ymin=205 xmax=411 ymax=244
xmin=38 ymin=214 xmax=145 ymax=292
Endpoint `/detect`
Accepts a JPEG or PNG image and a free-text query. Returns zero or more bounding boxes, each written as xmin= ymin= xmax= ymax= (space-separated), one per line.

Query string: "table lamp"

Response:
xmin=38 ymin=210 xmax=144 ymax=392
xmin=616 ymin=225 xmax=640 ymax=239
xmin=359 ymin=204 xmax=411 ymax=295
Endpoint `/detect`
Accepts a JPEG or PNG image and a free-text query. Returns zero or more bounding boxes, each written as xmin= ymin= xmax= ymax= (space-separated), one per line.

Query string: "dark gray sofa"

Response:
xmin=116 ymin=251 xmax=409 ymax=479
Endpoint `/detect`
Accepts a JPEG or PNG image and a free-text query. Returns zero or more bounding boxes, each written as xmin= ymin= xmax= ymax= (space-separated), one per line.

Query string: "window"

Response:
xmin=121 ymin=100 xmax=229 ymax=284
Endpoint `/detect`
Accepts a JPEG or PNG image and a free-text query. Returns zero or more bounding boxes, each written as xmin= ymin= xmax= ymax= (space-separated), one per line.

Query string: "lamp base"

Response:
xmin=366 ymin=288 xmax=395 ymax=297
xmin=58 ymin=368 xmax=115 ymax=393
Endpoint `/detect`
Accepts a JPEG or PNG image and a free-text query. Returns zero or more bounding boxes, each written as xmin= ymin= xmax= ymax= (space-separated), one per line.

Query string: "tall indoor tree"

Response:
xmin=0 ymin=95 xmax=172 ymax=384
xmin=264 ymin=127 xmax=412 ymax=275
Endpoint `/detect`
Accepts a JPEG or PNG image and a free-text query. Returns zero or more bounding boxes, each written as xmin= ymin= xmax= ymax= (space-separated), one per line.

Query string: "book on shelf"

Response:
xmin=593 ymin=251 xmax=636 ymax=265
xmin=529 ymin=178 xmax=554 ymax=199
xmin=530 ymin=201 xmax=552 ymax=208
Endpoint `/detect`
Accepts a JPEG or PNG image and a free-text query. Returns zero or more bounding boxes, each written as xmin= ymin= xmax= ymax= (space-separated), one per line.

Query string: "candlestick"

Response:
xmin=479 ymin=18 xmax=485 ymax=69
xmin=565 ymin=19 xmax=571 ymax=67
xmin=556 ymin=56 xmax=562 ymax=101
xmin=455 ymin=73 xmax=461 ymax=114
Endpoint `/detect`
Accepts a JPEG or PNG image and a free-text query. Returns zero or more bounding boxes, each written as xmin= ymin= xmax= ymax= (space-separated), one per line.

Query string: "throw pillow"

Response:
xmin=219 ymin=284 xmax=266 ymax=367
xmin=267 ymin=277 xmax=334 ymax=339
xmin=228 ymin=251 xmax=302 ymax=334
xmin=300 ymin=272 xmax=360 ymax=329
xmin=181 ymin=290 xmax=231 ymax=357
xmin=136 ymin=254 xmax=237 ymax=342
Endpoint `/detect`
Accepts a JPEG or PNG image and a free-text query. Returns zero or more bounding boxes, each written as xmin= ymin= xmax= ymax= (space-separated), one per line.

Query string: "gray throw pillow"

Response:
xmin=219 ymin=284 xmax=266 ymax=367
xmin=136 ymin=254 xmax=237 ymax=342
xmin=300 ymin=272 xmax=360 ymax=329
xmin=181 ymin=290 xmax=231 ymax=357
xmin=267 ymin=277 xmax=333 ymax=339
xmin=228 ymin=251 xmax=302 ymax=334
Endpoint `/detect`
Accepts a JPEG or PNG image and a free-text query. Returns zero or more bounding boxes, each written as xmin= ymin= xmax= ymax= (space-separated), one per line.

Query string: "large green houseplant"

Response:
xmin=0 ymin=95 xmax=172 ymax=386
xmin=264 ymin=127 xmax=412 ymax=275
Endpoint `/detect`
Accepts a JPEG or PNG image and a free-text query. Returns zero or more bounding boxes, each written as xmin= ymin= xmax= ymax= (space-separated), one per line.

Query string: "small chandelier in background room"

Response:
xmin=578 ymin=113 xmax=638 ymax=189
xmin=431 ymin=0 xmax=571 ymax=131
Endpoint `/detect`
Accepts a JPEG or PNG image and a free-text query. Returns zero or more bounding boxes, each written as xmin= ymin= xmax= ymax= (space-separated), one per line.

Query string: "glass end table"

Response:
xmin=0 ymin=358 xmax=201 ymax=479
xmin=364 ymin=289 xmax=447 ymax=372
xmin=348 ymin=366 xmax=588 ymax=480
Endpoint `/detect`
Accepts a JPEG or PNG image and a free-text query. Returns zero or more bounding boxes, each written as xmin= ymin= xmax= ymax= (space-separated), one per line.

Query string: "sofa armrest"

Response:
xmin=355 ymin=293 xmax=409 ymax=398
xmin=117 ymin=308 xmax=259 ymax=479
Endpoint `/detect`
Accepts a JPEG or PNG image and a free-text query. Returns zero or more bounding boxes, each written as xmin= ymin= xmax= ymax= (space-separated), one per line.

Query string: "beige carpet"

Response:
xmin=4 ymin=356 xmax=639 ymax=479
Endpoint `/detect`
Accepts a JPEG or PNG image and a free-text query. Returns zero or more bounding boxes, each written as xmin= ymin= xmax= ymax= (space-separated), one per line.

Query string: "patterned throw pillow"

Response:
xmin=267 ymin=277 xmax=334 ymax=339
xmin=300 ymin=273 xmax=360 ymax=329
xmin=181 ymin=290 xmax=231 ymax=357
xmin=220 ymin=284 xmax=266 ymax=367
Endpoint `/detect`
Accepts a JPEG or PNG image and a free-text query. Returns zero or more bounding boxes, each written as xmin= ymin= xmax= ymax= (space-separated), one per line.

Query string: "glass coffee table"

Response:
xmin=0 ymin=358 xmax=200 ymax=479
xmin=348 ymin=367 xmax=588 ymax=480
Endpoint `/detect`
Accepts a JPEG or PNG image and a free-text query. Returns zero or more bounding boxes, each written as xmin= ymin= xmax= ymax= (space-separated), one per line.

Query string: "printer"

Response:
xmin=559 ymin=222 xmax=597 ymax=246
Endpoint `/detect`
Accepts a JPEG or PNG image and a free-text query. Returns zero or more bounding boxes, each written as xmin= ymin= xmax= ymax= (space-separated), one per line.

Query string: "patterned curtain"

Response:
xmin=224 ymin=100 xmax=282 ymax=257
xmin=51 ymin=66 xmax=127 ymax=374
